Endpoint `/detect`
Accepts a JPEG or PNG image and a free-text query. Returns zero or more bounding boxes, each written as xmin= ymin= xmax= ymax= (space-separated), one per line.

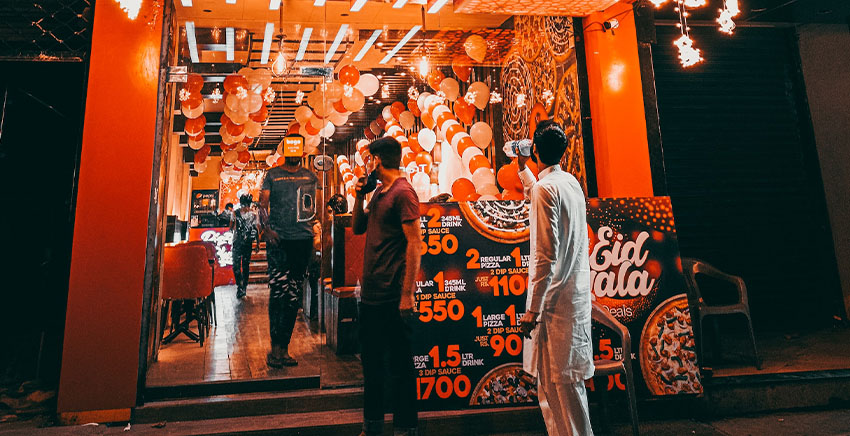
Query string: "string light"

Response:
xmin=516 ymin=93 xmax=527 ymax=108
xmin=489 ymin=91 xmax=502 ymax=104
xmin=464 ymin=91 xmax=477 ymax=105
xmin=264 ymin=87 xmax=276 ymax=104
xmin=674 ymin=35 xmax=703 ymax=67
xmin=178 ymin=88 xmax=192 ymax=102
xmin=717 ymin=0 xmax=740 ymax=34
xmin=418 ymin=56 xmax=430 ymax=79
xmin=408 ymin=87 xmax=419 ymax=100
xmin=295 ymin=90 xmax=305 ymax=104
xmin=115 ymin=0 xmax=142 ymax=19
xmin=542 ymin=89 xmax=555 ymax=107
xmin=381 ymin=84 xmax=390 ymax=99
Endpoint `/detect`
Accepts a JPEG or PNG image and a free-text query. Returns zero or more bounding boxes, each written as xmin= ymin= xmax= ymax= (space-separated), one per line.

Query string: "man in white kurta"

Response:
xmin=518 ymin=121 xmax=595 ymax=436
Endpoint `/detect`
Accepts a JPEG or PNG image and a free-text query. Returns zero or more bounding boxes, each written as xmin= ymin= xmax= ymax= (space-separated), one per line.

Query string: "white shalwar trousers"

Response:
xmin=537 ymin=334 xmax=594 ymax=436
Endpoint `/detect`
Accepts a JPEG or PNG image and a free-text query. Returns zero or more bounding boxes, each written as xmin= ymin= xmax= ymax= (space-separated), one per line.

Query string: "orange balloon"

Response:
xmin=275 ymin=156 xmax=287 ymax=167
xmin=186 ymin=73 xmax=204 ymax=93
xmin=339 ymin=65 xmax=360 ymax=86
xmin=197 ymin=144 xmax=211 ymax=158
xmin=427 ymin=70 xmax=445 ymax=91
xmin=242 ymin=136 xmax=254 ymax=144
xmin=391 ymin=101 xmax=405 ymax=120
xmin=497 ymin=162 xmax=523 ymax=192
xmin=451 ymin=55 xmax=473 ymax=83
xmin=304 ymin=121 xmax=320 ymax=135
xmin=407 ymin=100 xmax=421 ymax=117
xmin=421 ymin=112 xmax=436 ymax=129
xmin=451 ymin=178 xmax=476 ymax=200
xmin=468 ymin=155 xmax=490 ymax=173
xmin=402 ymin=151 xmax=416 ymax=167
xmin=364 ymin=127 xmax=376 ymax=139
xmin=414 ymin=151 xmax=433 ymax=173
xmin=333 ymin=99 xmax=347 ymax=114
xmin=436 ymin=112 xmax=456 ymax=130
xmin=226 ymin=121 xmax=245 ymax=137
xmin=502 ymin=189 xmax=525 ymax=201
xmin=223 ymin=75 xmax=247 ymax=93
xmin=220 ymin=114 xmax=232 ymax=128
xmin=376 ymin=117 xmax=387 ymax=129
xmin=457 ymin=136 xmax=476 ymax=157
xmin=454 ymin=99 xmax=476 ymax=125
xmin=353 ymin=166 xmax=365 ymax=179
xmin=446 ymin=124 xmax=465 ymax=145
xmin=408 ymin=133 xmax=422 ymax=153
xmin=288 ymin=122 xmax=301 ymax=135
xmin=250 ymin=105 xmax=268 ymax=123
xmin=526 ymin=160 xmax=540 ymax=178
xmin=237 ymin=151 xmax=251 ymax=164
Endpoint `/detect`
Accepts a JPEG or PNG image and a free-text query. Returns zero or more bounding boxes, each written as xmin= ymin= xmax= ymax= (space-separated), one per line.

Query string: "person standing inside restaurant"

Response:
xmin=218 ymin=202 xmax=234 ymax=226
xmin=259 ymin=141 xmax=317 ymax=368
xmin=352 ymin=137 xmax=422 ymax=436
xmin=230 ymin=193 xmax=259 ymax=299
xmin=518 ymin=120 xmax=595 ymax=436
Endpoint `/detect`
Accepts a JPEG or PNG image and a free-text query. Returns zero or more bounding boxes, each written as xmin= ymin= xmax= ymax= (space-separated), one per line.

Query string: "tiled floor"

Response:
xmin=146 ymin=283 xmax=363 ymax=388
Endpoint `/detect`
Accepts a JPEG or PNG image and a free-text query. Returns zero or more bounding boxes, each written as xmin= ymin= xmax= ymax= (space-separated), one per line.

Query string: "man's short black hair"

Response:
xmin=239 ymin=194 xmax=253 ymax=206
xmin=284 ymin=156 xmax=301 ymax=166
xmin=368 ymin=137 xmax=402 ymax=169
xmin=327 ymin=194 xmax=348 ymax=215
xmin=533 ymin=120 xmax=568 ymax=166
xmin=224 ymin=203 xmax=234 ymax=210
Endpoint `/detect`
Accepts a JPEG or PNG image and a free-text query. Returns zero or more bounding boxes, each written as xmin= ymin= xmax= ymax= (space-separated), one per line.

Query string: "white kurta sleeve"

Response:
xmin=518 ymin=166 xmax=536 ymax=200
xmin=528 ymin=184 xmax=560 ymax=314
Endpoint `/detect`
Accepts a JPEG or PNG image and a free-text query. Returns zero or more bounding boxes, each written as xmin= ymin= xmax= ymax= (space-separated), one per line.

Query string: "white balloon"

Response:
xmin=438 ymin=145 xmax=463 ymax=194
xmin=266 ymin=154 xmax=277 ymax=166
xmin=461 ymin=146 xmax=484 ymax=171
xmin=382 ymin=106 xmax=393 ymax=121
xmin=320 ymin=122 xmax=336 ymax=139
xmin=418 ymin=128 xmax=437 ymax=152
xmin=432 ymin=105 xmax=451 ymax=123
xmin=470 ymin=121 xmax=493 ymax=149
xmin=471 ymin=168 xmax=497 ymax=191
xmin=295 ymin=106 xmax=313 ymax=124
xmin=223 ymin=150 xmax=239 ymax=164
xmin=356 ymin=139 xmax=370 ymax=153
xmin=245 ymin=120 xmax=263 ymax=138
xmin=399 ymin=111 xmax=415 ymax=130
xmin=354 ymin=151 xmax=364 ymax=167
xmin=417 ymin=92 xmax=432 ymax=112
xmin=430 ymin=183 xmax=441 ymax=198
xmin=355 ymin=74 xmax=380 ymax=96
xmin=182 ymin=101 xmax=205 ymax=119
xmin=387 ymin=125 xmax=403 ymax=136
xmin=188 ymin=137 xmax=205 ymax=150
xmin=412 ymin=172 xmax=431 ymax=201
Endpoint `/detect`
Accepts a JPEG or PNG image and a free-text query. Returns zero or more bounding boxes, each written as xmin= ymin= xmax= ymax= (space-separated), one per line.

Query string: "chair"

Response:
xmin=161 ymin=244 xmax=213 ymax=346
xmin=184 ymin=240 xmax=217 ymax=327
xmin=682 ymin=258 xmax=761 ymax=369
xmin=592 ymin=301 xmax=639 ymax=436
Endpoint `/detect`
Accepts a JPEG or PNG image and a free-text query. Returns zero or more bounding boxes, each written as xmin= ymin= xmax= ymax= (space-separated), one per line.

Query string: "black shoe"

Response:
xmin=236 ymin=289 xmax=246 ymax=299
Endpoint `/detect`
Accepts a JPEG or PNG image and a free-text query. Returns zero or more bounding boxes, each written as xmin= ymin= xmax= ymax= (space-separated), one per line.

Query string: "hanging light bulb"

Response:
xmin=418 ymin=56 xmax=430 ymax=79
xmin=272 ymin=45 xmax=287 ymax=77
xmin=674 ymin=35 xmax=703 ymax=67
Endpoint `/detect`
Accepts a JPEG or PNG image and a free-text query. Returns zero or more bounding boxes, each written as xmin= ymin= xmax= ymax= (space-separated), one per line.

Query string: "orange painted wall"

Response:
xmin=57 ymin=0 xmax=163 ymax=415
xmin=584 ymin=2 xmax=654 ymax=197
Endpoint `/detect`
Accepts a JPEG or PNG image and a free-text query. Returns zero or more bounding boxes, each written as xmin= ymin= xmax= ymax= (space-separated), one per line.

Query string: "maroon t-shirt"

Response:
xmin=361 ymin=177 xmax=420 ymax=304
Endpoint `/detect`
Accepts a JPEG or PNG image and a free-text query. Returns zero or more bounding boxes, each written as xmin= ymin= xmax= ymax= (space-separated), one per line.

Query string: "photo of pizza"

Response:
xmin=639 ymin=294 xmax=703 ymax=395
xmin=470 ymin=363 xmax=537 ymax=406
xmin=460 ymin=200 xmax=530 ymax=243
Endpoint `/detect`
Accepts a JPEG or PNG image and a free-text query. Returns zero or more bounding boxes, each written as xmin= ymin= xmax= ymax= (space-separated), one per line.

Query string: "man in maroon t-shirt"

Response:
xmin=353 ymin=137 xmax=421 ymax=436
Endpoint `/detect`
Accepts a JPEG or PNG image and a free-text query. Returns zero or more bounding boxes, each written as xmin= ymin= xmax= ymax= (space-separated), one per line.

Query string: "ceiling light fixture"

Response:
xmin=269 ymin=0 xmax=281 ymax=10
xmin=296 ymin=28 xmax=313 ymax=61
xmin=180 ymin=0 xmax=192 ymax=7
xmin=427 ymin=0 xmax=450 ymax=14
xmin=226 ymin=0 xmax=236 ymax=4
xmin=272 ymin=8 xmax=287 ymax=77
xmin=261 ymin=22 xmax=275 ymax=64
xmin=325 ymin=24 xmax=349 ymax=64
xmin=380 ymin=25 xmax=421 ymax=64
xmin=393 ymin=0 xmax=408 ymax=8
xmin=186 ymin=21 xmax=199 ymax=63
xmin=314 ymin=0 xmax=326 ymax=5
xmin=354 ymin=29 xmax=382 ymax=61
xmin=350 ymin=0 xmax=368 ymax=12
xmin=225 ymin=27 xmax=235 ymax=61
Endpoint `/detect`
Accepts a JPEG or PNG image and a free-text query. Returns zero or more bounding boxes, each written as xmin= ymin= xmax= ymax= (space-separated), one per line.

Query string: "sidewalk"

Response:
xmin=1 ymin=407 xmax=849 ymax=436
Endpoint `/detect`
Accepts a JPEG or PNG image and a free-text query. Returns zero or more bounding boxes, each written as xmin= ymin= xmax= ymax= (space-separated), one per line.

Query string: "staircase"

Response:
xmin=248 ymin=242 xmax=268 ymax=284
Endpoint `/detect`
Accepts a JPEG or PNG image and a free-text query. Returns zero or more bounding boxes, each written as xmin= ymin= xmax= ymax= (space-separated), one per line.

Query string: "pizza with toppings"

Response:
xmin=460 ymin=200 xmax=530 ymax=243
xmin=470 ymin=363 xmax=537 ymax=406
xmin=639 ymin=294 xmax=703 ymax=395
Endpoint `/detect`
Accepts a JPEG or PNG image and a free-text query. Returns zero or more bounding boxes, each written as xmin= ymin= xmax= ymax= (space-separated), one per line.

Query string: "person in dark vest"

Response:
xmin=229 ymin=193 xmax=259 ymax=299
xmin=352 ymin=137 xmax=422 ymax=436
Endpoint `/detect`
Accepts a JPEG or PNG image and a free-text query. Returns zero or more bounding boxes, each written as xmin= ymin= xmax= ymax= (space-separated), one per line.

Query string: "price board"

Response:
xmin=412 ymin=201 xmax=536 ymax=411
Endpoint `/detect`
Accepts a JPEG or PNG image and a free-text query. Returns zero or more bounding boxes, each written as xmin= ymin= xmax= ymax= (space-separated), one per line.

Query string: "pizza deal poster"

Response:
xmin=586 ymin=197 xmax=702 ymax=397
xmin=412 ymin=197 xmax=701 ymax=412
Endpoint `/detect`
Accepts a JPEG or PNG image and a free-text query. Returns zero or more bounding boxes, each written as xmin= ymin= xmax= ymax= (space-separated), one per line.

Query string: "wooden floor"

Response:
xmin=146 ymin=283 xmax=363 ymax=388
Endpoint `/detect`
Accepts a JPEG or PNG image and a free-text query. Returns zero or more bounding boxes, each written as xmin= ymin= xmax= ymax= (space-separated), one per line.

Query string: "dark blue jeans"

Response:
xmin=359 ymin=300 xmax=418 ymax=431
xmin=267 ymin=239 xmax=311 ymax=349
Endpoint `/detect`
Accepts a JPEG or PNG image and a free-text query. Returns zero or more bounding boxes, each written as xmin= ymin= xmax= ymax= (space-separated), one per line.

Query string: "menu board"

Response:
xmin=412 ymin=197 xmax=700 ymax=411
xmin=413 ymin=201 xmax=535 ymax=411
xmin=191 ymin=189 xmax=219 ymax=214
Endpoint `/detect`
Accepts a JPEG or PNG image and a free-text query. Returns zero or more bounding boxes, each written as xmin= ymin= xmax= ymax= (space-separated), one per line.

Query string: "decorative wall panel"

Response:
xmin=454 ymin=0 xmax=619 ymax=17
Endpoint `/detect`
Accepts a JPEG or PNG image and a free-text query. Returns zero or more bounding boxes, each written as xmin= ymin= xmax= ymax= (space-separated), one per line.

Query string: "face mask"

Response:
xmin=361 ymin=170 xmax=379 ymax=194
